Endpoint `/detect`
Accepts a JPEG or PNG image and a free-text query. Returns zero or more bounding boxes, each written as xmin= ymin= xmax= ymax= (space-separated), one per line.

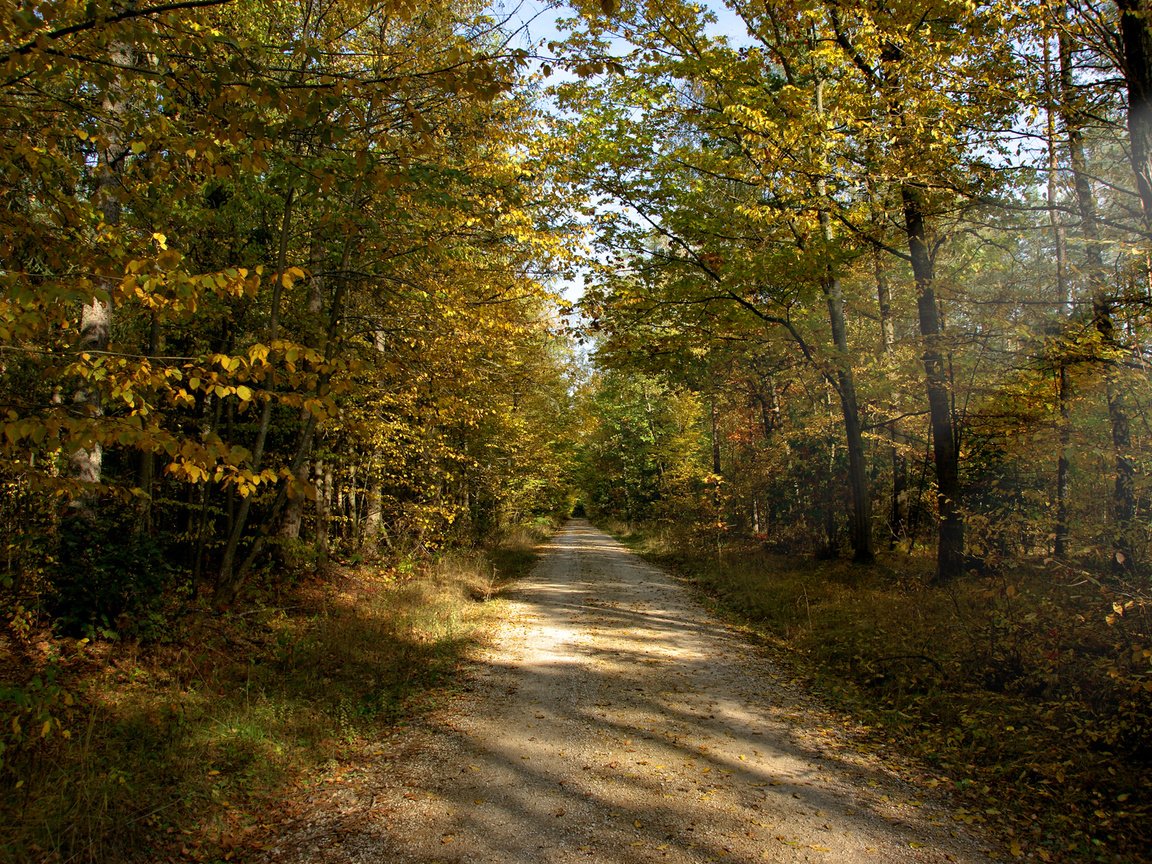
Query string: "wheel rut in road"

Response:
xmin=262 ymin=520 xmax=993 ymax=863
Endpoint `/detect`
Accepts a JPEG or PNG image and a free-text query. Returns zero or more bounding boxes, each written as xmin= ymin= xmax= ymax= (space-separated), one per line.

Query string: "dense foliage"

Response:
xmin=557 ymin=3 xmax=1152 ymax=857
xmin=560 ymin=0 xmax=1152 ymax=588
xmin=0 ymin=0 xmax=578 ymax=633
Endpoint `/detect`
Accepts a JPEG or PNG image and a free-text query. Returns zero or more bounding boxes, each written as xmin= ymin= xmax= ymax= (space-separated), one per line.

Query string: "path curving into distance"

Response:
xmin=263 ymin=520 xmax=993 ymax=863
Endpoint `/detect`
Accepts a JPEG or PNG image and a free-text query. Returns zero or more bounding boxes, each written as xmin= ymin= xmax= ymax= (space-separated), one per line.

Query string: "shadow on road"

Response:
xmin=262 ymin=520 xmax=989 ymax=864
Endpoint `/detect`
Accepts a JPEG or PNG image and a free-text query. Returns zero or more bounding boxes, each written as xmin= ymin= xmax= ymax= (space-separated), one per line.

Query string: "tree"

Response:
xmin=557 ymin=0 xmax=884 ymax=561
xmin=0 ymin=0 xmax=578 ymax=626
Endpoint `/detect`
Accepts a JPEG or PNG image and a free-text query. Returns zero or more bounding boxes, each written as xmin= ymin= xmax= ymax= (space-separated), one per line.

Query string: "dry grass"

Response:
xmin=617 ymin=524 xmax=1152 ymax=864
xmin=0 ymin=535 xmax=544 ymax=864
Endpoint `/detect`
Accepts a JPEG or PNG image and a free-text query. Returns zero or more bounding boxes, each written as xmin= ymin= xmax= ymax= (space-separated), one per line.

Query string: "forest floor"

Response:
xmin=258 ymin=520 xmax=994 ymax=864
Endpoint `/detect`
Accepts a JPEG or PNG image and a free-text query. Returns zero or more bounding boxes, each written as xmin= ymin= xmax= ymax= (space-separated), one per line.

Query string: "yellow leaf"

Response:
xmin=281 ymin=266 xmax=306 ymax=288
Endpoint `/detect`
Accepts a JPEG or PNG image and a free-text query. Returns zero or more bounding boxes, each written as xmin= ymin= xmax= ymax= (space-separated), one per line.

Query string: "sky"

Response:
xmin=499 ymin=0 xmax=753 ymax=55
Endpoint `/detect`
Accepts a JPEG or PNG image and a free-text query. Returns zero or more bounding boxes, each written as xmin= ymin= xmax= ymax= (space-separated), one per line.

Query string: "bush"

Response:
xmin=50 ymin=509 xmax=175 ymax=639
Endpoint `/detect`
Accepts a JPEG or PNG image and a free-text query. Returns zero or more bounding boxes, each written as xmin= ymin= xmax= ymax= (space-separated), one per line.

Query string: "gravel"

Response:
xmin=260 ymin=520 xmax=995 ymax=863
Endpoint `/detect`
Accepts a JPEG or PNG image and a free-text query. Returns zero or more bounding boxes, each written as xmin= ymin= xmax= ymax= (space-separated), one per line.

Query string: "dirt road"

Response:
xmin=263 ymin=521 xmax=993 ymax=863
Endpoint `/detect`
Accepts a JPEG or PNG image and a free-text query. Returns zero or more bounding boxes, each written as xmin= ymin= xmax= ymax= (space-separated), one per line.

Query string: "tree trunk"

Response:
xmin=902 ymin=185 xmax=964 ymax=583
xmin=1117 ymin=0 xmax=1152 ymax=231
xmin=135 ymin=313 xmax=161 ymax=534
xmin=822 ymin=268 xmax=874 ymax=563
xmin=709 ymin=397 xmax=722 ymax=476
xmin=363 ymin=476 xmax=387 ymax=549
xmin=1059 ymin=22 xmax=1137 ymax=569
xmin=874 ymin=252 xmax=908 ymax=547
xmin=1045 ymin=31 xmax=1073 ymax=558
xmin=70 ymin=300 xmax=111 ymax=495
xmin=1056 ymin=365 xmax=1072 ymax=557
xmin=1095 ymin=300 xmax=1136 ymax=569
xmin=344 ymin=463 xmax=358 ymax=541
xmin=278 ymin=463 xmax=308 ymax=541
xmin=821 ymin=387 xmax=840 ymax=559
xmin=814 ymin=80 xmax=874 ymax=564
xmin=315 ymin=459 xmax=331 ymax=562
xmin=1112 ymin=0 xmax=1149 ymax=569
xmin=70 ymin=38 xmax=130 ymax=508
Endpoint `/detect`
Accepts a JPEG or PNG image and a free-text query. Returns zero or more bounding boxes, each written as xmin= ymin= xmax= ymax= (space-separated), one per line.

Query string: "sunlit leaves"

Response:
xmin=0 ymin=0 xmax=579 ymax=576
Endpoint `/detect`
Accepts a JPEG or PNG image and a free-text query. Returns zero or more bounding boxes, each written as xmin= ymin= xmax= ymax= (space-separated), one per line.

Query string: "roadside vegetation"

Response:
xmin=559 ymin=3 xmax=1152 ymax=860
xmin=0 ymin=527 xmax=546 ymax=864
xmin=0 ymin=2 xmax=573 ymax=861
xmin=608 ymin=521 xmax=1150 ymax=864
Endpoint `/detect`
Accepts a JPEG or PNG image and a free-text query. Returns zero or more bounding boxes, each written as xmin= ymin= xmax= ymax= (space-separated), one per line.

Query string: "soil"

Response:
xmin=258 ymin=520 xmax=996 ymax=863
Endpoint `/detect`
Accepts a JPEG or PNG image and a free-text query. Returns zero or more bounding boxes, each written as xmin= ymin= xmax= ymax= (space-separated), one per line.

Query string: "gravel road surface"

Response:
xmin=262 ymin=520 xmax=994 ymax=863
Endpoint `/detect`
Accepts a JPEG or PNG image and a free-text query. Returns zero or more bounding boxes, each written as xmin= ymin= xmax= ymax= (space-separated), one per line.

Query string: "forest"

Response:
xmin=1 ymin=0 xmax=1151 ymax=861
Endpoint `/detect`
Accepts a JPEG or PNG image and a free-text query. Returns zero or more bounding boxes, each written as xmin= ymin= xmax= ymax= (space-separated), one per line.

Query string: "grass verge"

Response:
xmin=0 ymin=529 xmax=545 ymax=864
xmin=608 ymin=522 xmax=1152 ymax=864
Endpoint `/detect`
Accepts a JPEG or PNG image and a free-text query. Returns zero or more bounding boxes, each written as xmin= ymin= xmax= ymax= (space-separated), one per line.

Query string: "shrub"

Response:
xmin=50 ymin=509 xmax=174 ymax=639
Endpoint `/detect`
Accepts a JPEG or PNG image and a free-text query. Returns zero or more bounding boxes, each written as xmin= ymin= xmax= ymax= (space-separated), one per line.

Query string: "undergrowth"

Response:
xmin=611 ymin=522 xmax=1152 ymax=864
xmin=0 ymin=528 xmax=546 ymax=864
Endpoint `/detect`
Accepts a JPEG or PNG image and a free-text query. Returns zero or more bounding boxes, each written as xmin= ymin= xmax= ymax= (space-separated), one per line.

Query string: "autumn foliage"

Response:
xmin=560 ymin=1 xmax=1152 ymax=859
xmin=0 ymin=0 xmax=576 ymax=624
xmin=5 ymin=0 xmax=1152 ymax=860
xmin=0 ymin=2 xmax=577 ymax=855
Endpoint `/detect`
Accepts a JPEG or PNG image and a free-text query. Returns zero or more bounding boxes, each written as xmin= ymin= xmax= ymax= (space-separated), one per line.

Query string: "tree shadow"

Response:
xmin=257 ymin=521 xmax=995 ymax=863
xmin=0 ymin=567 xmax=495 ymax=864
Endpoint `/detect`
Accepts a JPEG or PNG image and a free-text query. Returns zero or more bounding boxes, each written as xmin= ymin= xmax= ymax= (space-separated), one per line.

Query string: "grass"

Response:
xmin=609 ymin=521 xmax=1152 ymax=864
xmin=0 ymin=529 xmax=546 ymax=864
